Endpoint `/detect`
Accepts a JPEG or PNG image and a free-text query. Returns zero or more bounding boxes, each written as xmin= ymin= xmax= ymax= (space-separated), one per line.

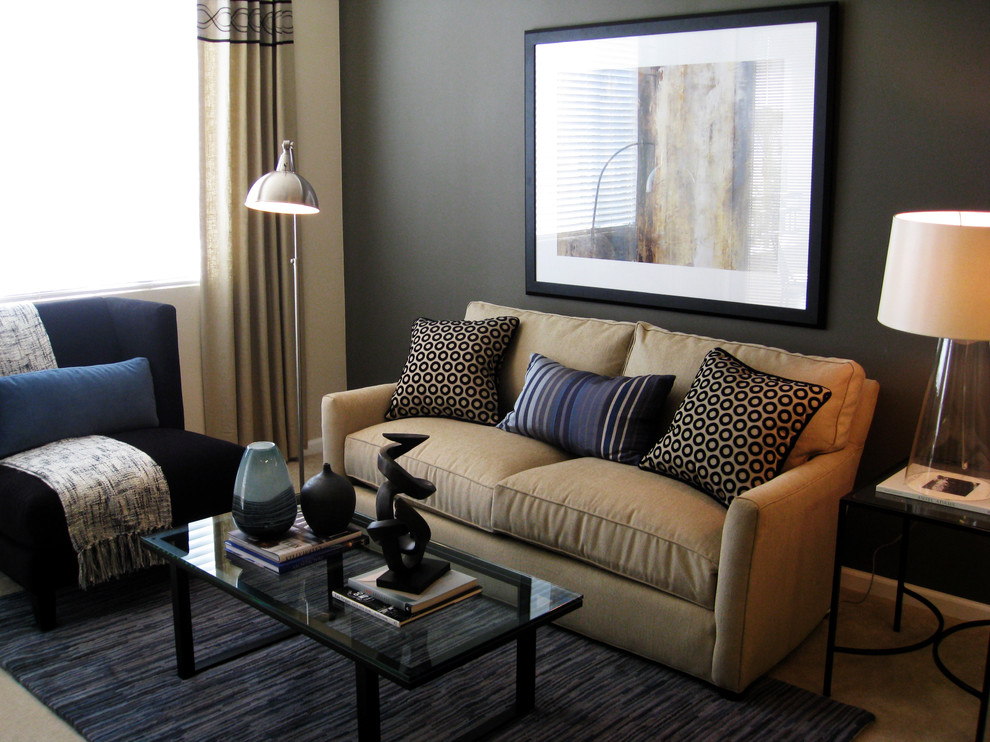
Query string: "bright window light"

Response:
xmin=0 ymin=3 xmax=200 ymax=300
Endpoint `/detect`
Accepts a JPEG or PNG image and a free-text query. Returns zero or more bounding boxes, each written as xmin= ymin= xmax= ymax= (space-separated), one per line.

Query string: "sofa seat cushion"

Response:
xmin=493 ymin=457 xmax=725 ymax=609
xmin=344 ymin=418 xmax=573 ymax=531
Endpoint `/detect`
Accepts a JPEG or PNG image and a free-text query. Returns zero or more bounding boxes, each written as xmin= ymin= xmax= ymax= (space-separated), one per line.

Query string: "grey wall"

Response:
xmin=339 ymin=2 xmax=990 ymax=596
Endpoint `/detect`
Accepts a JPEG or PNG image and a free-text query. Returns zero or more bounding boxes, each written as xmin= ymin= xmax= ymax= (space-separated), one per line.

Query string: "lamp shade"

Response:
xmin=245 ymin=140 xmax=320 ymax=215
xmin=877 ymin=211 xmax=990 ymax=340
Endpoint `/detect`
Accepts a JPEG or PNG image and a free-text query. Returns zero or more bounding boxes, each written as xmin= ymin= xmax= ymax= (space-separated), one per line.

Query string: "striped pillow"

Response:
xmin=497 ymin=353 xmax=674 ymax=464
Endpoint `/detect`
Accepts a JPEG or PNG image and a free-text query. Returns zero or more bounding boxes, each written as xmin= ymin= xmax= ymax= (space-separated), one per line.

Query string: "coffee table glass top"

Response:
xmin=142 ymin=512 xmax=582 ymax=688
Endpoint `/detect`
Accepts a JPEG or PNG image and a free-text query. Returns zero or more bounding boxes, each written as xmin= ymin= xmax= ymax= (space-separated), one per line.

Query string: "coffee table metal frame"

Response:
xmin=141 ymin=512 xmax=582 ymax=742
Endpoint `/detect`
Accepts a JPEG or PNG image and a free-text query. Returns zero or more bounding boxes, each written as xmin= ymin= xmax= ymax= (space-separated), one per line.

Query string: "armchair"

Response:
xmin=0 ymin=296 xmax=244 ymax=629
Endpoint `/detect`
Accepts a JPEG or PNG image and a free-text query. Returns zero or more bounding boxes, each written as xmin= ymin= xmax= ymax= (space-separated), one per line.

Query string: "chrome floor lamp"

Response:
xmin=245 ymin=140 xmax=320 ymax=490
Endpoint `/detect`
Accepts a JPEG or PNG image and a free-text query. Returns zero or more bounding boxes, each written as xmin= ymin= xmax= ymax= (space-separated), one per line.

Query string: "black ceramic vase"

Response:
xmin=299 ymin=463 xmax=356 ymax=537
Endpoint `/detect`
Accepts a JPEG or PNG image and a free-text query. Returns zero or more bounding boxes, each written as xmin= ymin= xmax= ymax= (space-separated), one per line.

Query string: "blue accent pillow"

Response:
xmin=497 ymin=353 xmax=675 ymax=464
xmin=0 ymin=357 xmax=159 ymax=458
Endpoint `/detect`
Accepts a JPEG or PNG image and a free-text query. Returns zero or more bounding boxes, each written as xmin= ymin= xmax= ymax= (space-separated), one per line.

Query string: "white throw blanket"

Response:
xmin=2 ymin=437 xmax=172 ymax=587
xmin=0 ymin=302 xmax=172 ymax=587
xmin=0 ymin=302 xmax=57 ymax=375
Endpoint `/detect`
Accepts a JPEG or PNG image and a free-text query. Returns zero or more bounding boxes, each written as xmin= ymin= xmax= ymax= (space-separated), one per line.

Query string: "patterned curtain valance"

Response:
xmin=197 ymin=0 xmax=294 ymax=46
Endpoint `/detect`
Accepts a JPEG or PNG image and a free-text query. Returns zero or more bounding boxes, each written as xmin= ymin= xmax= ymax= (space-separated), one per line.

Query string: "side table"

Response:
xmin=823 ymin=481 xmax=990 ymax=742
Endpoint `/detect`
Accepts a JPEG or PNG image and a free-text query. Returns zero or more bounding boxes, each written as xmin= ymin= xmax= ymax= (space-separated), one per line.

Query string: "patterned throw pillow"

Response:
xmin=639 ymin=348 xmax=832 ymax=505
xmin=386 ymin=316 xmax=520 ymax=425
xmin=497 ymin=353 xmax=675 ymax=464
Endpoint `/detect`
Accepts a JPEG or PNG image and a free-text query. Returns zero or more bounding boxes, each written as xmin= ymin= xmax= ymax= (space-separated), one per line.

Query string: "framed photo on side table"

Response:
xmin=524 ymin=3 xmax=837 ymax=326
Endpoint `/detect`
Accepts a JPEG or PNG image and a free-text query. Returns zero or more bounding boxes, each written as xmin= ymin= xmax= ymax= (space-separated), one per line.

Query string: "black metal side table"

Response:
xmin=823 ymin=482 xmax=990 ymax=742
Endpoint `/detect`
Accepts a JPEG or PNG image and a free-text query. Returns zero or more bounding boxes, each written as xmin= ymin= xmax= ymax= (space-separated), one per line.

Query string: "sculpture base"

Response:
xmin=376 ymin=558 xmax=450 ymax=594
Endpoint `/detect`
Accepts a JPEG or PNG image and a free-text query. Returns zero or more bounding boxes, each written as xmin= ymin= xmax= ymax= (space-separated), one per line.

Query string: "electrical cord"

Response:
xmin=841 ymin=532 xmax=903 ymax=605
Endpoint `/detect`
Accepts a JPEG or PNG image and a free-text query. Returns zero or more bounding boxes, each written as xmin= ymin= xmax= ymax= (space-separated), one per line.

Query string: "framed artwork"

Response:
xmin=524 ymin=4 xmax=836 ymax=326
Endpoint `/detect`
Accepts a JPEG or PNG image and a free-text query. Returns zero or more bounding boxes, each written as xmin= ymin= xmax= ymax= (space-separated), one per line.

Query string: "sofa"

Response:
xmin=0 ymin=297 xmax=244 ymax=629
xmin=322 ymin=301 xmax=878 ymax=693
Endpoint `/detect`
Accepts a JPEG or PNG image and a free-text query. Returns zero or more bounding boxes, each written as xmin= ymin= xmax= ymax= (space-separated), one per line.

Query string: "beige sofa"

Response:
xmin=322 ymin=301 xmax=878 ymax=693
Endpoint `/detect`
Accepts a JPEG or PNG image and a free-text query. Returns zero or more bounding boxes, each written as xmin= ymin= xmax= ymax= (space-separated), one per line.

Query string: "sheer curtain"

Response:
xmin=197 ymin=1 xmax=300 ymax=456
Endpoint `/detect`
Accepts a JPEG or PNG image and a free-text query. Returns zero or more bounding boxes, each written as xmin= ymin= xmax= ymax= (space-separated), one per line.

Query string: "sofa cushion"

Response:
xmin=497 ymin=353 xmax=674 ymax=465
xmin=464 ymin=302 xmax=636 ymax=416
xmin=622 ymin=322 xmax=866 ymax=469
xmin=493 ymin=457 xmax=725 ymax=609
xmin=344 ymin=417 xmax=572 ymax=530
xmin=639 ymin=348 xmax=832 ymax=505
xmin=386 ymin=316 xmax=519 ymax=425
xmin=0 ymin=358 xmax=159 ymax=458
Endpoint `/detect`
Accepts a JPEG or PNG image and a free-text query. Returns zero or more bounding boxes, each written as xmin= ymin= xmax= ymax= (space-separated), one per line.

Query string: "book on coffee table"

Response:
xmin=224 ymin=531 xmax=367 ymax=573
xmin=347 ymin=566 xmax=479 ymax=615
xmin=332 ymin=584 xmax=481 ymax=627
xmin=227 ymin=511 xmax=364 ymax=563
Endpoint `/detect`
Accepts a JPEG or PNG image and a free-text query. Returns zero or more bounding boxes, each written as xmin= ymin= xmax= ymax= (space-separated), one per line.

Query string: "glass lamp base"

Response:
xmin=907 ymin=338 xmax=990 ymax=491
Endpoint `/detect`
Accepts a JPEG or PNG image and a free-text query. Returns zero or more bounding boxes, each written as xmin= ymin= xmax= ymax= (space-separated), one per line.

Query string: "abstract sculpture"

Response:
xmin=366 ymin=433 xmax=449 ymax=593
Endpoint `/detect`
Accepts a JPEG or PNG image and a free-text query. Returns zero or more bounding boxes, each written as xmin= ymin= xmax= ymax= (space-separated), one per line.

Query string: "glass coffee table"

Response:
xmin=141 ymin=511 xmax=582 ymax=741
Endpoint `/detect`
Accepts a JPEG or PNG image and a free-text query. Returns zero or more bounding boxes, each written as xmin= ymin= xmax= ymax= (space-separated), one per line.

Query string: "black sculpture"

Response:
xmin=366 ymin=433 xmax=449 ymax=593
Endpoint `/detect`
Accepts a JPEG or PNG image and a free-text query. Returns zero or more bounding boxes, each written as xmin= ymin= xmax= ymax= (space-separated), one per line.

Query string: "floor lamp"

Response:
xmin=245 ymin=140 xmax=320 ymax=490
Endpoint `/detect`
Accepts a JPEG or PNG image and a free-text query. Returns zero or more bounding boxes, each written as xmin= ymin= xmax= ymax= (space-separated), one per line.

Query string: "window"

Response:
xmin=0 ymin=4 xmax=200 ymax=300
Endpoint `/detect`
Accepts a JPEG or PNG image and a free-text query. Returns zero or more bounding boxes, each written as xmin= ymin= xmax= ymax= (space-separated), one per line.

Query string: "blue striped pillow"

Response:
xmin=497 ymin=353 xmax=674 ymax=464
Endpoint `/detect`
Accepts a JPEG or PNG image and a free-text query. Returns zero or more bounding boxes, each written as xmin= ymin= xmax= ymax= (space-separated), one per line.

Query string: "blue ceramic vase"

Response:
xmin=232 ymin=441 xmax=297 ymax=540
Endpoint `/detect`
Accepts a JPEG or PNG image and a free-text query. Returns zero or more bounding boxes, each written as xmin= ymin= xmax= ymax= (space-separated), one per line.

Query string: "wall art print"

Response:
xmin=524 ymin=4 xmax=836 ymax=326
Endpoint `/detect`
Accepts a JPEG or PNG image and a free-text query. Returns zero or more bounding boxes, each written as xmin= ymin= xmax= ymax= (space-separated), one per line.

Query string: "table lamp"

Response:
xmin=246 ymin=140 xmax=320 ymax=490
xmin=877 ymin=211 xmax=990 ymax=501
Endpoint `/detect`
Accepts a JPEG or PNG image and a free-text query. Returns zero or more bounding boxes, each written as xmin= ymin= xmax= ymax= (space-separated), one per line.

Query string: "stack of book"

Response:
xmin=877 ymin=466 xmax=990 ymax=514
xmin=224 ymin=511 xmax=367 ymax=573
xmin=333 ymin=567 xmax=481 ymax=626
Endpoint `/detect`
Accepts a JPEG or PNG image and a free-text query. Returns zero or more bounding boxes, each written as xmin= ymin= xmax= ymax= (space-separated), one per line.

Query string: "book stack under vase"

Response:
xmin=333 ymin=567 xmax=481 ymax=626
xmin=224 ymin=510 xmax=367 ymax=573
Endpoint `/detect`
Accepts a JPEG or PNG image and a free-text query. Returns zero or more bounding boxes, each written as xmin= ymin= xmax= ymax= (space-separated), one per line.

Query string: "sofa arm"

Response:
xmin=711 ymin=443 xmax=862 ymax=692
xmin=321 ymin=383 xmax=396 ymax=476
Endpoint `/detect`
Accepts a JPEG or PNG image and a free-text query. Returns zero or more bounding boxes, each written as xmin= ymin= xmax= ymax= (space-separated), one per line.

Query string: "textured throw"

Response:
xmin=0 ymin=301 xmax=57 ymax=376
xmin=0 ymin=572 xmax=875 ymax=742
xmin=1 ymin=436 xmax=171 ymax=588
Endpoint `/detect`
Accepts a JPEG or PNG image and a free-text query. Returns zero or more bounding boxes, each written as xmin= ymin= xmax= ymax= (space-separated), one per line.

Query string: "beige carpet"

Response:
xmin=773 ymin=589 xmax=987 ymax=741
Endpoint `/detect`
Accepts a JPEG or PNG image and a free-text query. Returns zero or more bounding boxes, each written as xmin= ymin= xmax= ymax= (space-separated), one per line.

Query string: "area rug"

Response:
xmin=0 ymin=573 xmax=874 ymax=741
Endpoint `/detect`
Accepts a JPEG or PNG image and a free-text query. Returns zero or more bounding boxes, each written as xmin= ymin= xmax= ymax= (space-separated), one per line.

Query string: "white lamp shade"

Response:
xmin=877 ymin=211 xmax=990 ymax=340
xmin=245 ymin=140 xmax=320 ymax=215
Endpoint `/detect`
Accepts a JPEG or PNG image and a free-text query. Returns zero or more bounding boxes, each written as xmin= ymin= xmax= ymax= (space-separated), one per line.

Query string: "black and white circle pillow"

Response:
xmin=639 ymin=348 xmax=832 ymax=505
xmin=386 ymin=316 xmax=520 ymax=425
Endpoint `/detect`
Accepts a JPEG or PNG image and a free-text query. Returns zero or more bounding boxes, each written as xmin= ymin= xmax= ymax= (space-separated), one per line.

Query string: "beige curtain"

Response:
xmin=197 ymin=0 xmax=299 ymax=457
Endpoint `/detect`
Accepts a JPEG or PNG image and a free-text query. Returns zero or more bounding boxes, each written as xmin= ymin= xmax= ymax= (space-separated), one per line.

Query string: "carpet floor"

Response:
xmin=0 ymin=572 xmax=874 ymax=741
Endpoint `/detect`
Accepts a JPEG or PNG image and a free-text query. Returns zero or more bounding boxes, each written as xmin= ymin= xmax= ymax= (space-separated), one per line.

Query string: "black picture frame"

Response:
xmin=525 ymin=3 xmax=836 ymax=326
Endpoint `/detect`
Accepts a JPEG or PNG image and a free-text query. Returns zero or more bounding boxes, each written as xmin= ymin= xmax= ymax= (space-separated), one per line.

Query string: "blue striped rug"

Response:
xmin=0 ymin=571 xmax=873 ymax=741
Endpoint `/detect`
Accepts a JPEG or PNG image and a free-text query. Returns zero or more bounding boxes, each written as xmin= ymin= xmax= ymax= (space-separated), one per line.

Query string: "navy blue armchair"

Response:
xmin=0 ymin=296 xmax=244 ymax=629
